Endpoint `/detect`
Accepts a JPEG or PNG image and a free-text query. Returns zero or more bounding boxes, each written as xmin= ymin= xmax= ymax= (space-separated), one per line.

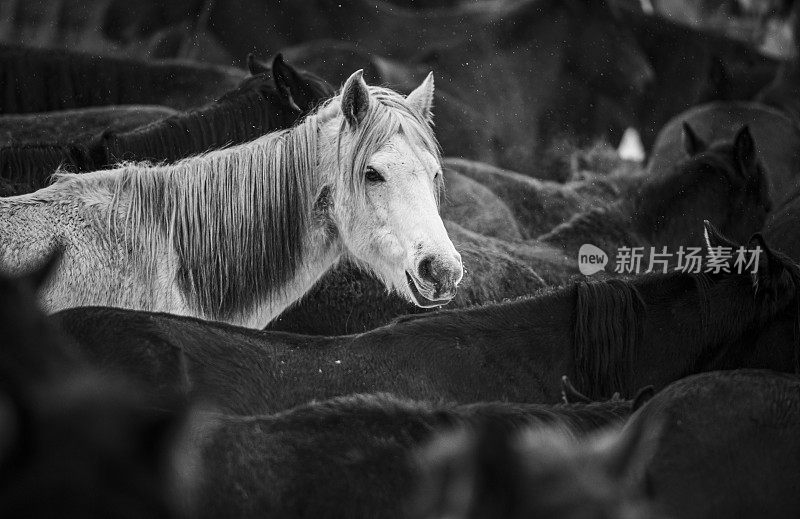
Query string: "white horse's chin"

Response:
xmin=404 ymin=272 xmax=453 ymax=309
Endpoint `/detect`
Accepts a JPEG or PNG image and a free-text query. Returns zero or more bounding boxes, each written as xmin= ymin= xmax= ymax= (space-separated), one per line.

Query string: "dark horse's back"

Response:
xmin=53 ymin=306 xmax=339 ymax=414
xmin=53 ymin=307 xmax=189 ymax=404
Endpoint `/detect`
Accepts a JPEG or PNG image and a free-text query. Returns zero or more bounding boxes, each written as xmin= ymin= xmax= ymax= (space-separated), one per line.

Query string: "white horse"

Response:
xmin=0 ymin=71 xmax=463 ymax=328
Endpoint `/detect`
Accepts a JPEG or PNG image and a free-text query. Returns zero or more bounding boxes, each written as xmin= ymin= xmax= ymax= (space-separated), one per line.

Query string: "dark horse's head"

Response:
xmin=414 ymin=417 xmax=662 ymax=519
xmin=634 ymin=124 xmax=772 ymax=248
xmin=244 ymin=53 xmax=335 ymax=116
xmin=574 ymin=222 xmax=800 ymax=400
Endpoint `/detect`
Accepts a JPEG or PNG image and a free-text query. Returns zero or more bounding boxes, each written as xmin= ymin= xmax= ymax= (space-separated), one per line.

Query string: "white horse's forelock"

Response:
xmin=51 ymin=85 xmax=441 ymax=322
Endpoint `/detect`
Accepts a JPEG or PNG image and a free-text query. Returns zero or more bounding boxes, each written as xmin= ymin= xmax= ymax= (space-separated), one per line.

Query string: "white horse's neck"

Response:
xmin=80 ymin=109 xmax=348 ymax=327
xmin=229 ymin=224 xmax=343 ymax=328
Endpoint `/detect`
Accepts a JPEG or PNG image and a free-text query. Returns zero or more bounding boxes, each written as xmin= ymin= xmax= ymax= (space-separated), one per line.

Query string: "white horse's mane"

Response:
xmin=52 ymin=85 xmax=441 ymax=321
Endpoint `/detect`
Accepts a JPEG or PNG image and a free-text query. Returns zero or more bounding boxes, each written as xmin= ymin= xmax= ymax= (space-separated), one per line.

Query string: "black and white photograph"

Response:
xmin=1 ymin=0 xmax=799 ymax=517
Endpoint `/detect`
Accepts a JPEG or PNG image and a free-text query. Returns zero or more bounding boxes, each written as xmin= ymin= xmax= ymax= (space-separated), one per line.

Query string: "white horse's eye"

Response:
xmin=365 ymin=167 xmax=385 ymax=183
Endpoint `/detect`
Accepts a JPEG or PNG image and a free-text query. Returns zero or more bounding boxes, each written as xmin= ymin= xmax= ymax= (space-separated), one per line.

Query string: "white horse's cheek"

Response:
xmin=379 ymin=233 xmax=405 ymax=260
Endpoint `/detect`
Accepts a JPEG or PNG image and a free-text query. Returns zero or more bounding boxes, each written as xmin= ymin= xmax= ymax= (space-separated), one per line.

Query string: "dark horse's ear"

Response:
xmin=631 ymin=386 xmax=655 ymax=413
xmin=272 ymin=54 xmax=305 ymax=113
xmin=561 ymin=375 xmax=591 ymax=404
xmin=733 ymin=125 xmax=759 ymax=178
xmin=703 ymin=220 xmax=738 ymax=250
xmin=246 ymin=53 xmax=270 ymax=76
xmin=24 ymin=251 xmax=61 ymax=293
xmin=341 ymin=69 xmax=370 ymax=129
xmin=682 ymin=122 xmax=707 ymax=156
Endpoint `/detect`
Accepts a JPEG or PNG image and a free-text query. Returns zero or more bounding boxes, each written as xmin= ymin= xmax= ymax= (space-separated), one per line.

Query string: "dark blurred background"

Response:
xmin=0 ymin=0 xmax=794 ymax=65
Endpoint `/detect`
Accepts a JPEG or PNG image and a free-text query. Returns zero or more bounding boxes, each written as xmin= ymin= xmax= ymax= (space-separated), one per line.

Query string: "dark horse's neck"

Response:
xmin=370 ymin=268 xmax=789 ymax=399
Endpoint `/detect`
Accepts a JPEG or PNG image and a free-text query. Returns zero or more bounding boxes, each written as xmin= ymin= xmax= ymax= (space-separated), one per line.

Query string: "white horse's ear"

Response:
xmin=341 ymin=70 xmax=370 ymax=128
xmin=406 ymin=72 xmax=435 ymax=121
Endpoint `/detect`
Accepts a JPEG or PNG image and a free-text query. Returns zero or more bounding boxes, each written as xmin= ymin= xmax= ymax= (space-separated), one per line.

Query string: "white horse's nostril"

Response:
xmin=415 ymin=253 xmax=462 ymax=296
xmin=417 ymin=255 xmax=436 ymax=286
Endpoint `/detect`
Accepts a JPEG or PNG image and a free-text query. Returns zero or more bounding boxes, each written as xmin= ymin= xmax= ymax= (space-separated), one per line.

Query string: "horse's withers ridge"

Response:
xmin=0 ymin=71 xmax=461 ymax=327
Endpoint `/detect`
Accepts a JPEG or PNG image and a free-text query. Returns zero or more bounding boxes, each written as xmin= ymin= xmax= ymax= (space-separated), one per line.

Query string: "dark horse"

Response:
xmin=0 ymin=43 xmax=245 ymax=113
xmin=0 ymin=259 xmax=197 ymax=519
xmin=96 ymin=54 xmax=333 ymax=166
xmin=0 ymin=55 xmax=332 ymax=195
xmin=58 ymin=224 xmax=800 ymax=413
xmin=441 ymin=157 xmax=621 ymax=240
xmin=541 ymin=124 xmax=773 ymax=265
xmin=631 ymin=370 xmax=800 ymax=519
xmin=647 ymin=102 xmax=800 ymax=206
xmin=190 ymin=392 xmax=637 ymax=519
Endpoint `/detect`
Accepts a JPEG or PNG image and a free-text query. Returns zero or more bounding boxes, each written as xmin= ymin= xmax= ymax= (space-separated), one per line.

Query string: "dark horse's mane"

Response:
xmin=99 ymin=71 xmax=334 ymax=166
xmin=574 ymin=278 xmax=646 ymax=400
xmin=0 ymin=142 xmax=97 ymax=189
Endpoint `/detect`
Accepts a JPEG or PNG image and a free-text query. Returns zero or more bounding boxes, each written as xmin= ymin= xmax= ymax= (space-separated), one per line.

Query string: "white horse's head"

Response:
xmin=321 ymin=71 xmax=463 ymax=307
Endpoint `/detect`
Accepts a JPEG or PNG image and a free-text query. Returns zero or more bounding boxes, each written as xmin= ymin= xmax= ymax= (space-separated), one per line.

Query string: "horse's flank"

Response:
xmin=0 ymin=85 xmax=441 ymax=327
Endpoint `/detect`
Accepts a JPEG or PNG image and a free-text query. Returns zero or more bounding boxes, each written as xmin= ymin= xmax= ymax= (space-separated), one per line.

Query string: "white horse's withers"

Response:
xmin=0 ymin=71 xmax=463 ymax=328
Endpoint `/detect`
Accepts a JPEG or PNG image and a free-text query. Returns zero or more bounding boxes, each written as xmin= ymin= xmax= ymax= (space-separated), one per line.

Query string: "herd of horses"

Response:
xmin=3 ymin=0 xmax=800 ymax=518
